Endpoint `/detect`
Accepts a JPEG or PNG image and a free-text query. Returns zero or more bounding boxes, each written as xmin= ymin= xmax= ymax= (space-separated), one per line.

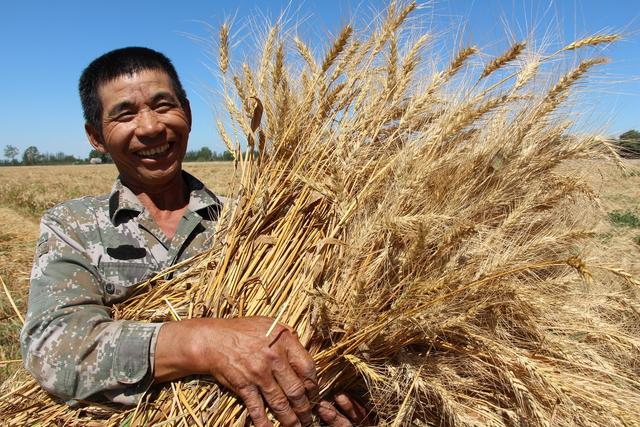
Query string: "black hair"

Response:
xmin=79 ymin=47 xmax=188 ymax=135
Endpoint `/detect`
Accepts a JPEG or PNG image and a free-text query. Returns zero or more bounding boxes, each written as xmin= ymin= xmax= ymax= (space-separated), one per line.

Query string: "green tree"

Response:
xmin=184 ymin=150 xmax=197 ymax=162
xmin=620 ymin=130 xmax=640 ymax=141
xmin=197 ymin=147 xmax=213 ymax=161
xmin=22 ymin=146 xmax=40 ymax=165
xmin=617 ymin=129 xmax=640 ymax=158
xmin=4 ymin=145 xmax=19 ymax=161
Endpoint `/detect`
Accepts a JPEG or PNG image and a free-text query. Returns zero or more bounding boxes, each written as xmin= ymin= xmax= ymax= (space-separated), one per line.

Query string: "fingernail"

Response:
xmin=334 ymin=393 xmax=348 ymax=403
xmin=318 ymin=400 xmax=334 ymax=410
xmin=316 ymin=404 xmax=334 ymax=417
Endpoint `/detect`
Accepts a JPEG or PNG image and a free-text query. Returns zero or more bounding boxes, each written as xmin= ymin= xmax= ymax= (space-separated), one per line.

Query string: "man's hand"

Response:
xmin=317 ymin=393 xmax=373 ymax=426
xmin=155 ymin=317 xmax=318 ymax=427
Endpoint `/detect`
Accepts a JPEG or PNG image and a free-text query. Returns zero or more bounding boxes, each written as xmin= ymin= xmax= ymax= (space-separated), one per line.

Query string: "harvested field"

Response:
xmin=0 ymin=207 xmax=39 ymax=382
xmin=568 ymin=159 xmax=640 ymax=276
xmin=0 ymin=162 xmax=235 ymax=218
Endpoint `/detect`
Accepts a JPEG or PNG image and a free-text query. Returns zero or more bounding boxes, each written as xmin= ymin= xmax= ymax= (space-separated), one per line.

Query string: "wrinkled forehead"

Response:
xmin=97 ymin=68 xmax=176 ymax=107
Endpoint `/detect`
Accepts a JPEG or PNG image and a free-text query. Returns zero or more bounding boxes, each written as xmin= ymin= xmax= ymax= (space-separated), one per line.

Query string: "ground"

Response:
xmin=0 ymin=159 xmax=638 ymax=384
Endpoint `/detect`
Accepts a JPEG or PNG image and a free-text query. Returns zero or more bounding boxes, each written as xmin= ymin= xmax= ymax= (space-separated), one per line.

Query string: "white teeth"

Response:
xmin=137 ymin=143 xmax=170 ymax=157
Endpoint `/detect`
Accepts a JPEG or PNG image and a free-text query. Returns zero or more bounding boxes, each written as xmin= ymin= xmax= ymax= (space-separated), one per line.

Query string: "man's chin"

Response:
xmin=141 ymin=168 xmax=182 ymax=187
xmin=120 ymin=164 xmax=183 ymax=193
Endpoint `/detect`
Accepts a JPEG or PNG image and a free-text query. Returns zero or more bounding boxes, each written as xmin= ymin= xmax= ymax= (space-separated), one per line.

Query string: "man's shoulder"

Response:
xmin=35 ymin=194 xmax=113 ymax=266
xmin=43 ymin=193 xmax=110 ymax=223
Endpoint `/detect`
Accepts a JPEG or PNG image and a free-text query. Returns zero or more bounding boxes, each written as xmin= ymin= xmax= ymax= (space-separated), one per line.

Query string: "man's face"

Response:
xmin=86 ymin=68 xmax=191 ymax=192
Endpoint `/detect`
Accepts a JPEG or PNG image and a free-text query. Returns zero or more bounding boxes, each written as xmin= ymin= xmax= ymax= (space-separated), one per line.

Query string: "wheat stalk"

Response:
xmin=562 ymin=34 xmax=620 ymax=52
xmin=321 ymin=25 xmax=353 ymax=74
xmin=218 ymin=23 xmax=230 ymax=74
xmin=480 ymin=41 xmax=527 ymax=79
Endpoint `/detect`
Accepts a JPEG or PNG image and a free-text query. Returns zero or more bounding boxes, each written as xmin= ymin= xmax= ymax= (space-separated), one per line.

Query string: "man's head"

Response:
xmin=80 ymin=47 xmax=192 ymax=191
xmin=80 ymin=47 xmax=188 ymax=137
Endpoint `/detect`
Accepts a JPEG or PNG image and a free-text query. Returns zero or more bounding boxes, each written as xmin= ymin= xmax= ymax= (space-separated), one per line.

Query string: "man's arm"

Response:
xmin=20 ymin=206 xmax=161 ymax=404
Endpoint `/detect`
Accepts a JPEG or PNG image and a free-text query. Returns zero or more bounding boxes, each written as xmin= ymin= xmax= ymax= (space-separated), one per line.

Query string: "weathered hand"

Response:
xmin=199 ymin=317 xmax=318 ymax=426
xmin=316 ymin=393 xmax=373 ymax=426
xmin=155 ymin=317 xmax=318 ymax=427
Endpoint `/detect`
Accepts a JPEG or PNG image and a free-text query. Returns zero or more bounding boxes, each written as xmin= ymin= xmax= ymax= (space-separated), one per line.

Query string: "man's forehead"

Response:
xmin=98 ymin=69 xmax=176 ymax=105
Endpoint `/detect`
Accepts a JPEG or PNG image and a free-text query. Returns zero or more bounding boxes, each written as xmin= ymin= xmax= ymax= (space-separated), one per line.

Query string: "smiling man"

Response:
xmin=20 ymin=47 xmax=366 ymax=426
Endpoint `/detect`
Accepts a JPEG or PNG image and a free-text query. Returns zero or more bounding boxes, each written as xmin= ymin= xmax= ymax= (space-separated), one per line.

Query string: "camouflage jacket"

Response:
xmin=20 ymin=171 xmax=222 ymax=405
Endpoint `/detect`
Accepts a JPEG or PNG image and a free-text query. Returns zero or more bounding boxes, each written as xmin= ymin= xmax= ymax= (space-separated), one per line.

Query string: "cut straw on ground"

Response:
xmin=1 ymin=278 xmax=24 ymax=326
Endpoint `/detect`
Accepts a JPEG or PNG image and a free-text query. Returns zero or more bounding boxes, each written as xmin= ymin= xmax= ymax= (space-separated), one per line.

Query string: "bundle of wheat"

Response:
xmin=2 ymin=2 xmax=639 ymax=425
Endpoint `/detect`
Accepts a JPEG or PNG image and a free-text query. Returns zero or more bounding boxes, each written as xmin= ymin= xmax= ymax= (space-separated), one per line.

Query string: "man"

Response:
xmin=20 ymin=47 xmax=367 ymax=426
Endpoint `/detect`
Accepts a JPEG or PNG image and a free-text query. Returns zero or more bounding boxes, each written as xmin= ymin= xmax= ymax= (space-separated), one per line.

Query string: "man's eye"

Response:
xmin=155 ymin=102 xmax=175 ymax=112
xmin=115 ymin=111 xmax=135 ymax=121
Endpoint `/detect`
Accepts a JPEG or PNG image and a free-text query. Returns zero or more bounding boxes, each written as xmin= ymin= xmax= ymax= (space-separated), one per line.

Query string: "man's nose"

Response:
xmin=135 ymin=109 xmax=164 ymax=138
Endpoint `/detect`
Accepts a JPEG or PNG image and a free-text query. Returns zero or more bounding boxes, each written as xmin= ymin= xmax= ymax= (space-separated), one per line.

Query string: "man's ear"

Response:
xmin=183 ymin=99 xmax=192 ymax=131
xmin=85 ymin=123 xmax=107 ymax=153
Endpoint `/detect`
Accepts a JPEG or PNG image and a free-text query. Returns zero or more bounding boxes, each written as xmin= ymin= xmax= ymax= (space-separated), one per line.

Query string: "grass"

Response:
xmin=608 ymin=210 xmax=640 ymax=228
xmin=597 ymin=232 xmax=613 ymax=244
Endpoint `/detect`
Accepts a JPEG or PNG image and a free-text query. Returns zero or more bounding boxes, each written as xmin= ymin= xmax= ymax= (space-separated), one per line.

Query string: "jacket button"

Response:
xmin=105 ymin=283 xmax=115 ymax=294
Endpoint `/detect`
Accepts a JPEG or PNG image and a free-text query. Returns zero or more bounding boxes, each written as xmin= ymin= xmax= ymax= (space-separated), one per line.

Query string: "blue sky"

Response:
xmin=1 ymin=1 xmax=638 ymax=159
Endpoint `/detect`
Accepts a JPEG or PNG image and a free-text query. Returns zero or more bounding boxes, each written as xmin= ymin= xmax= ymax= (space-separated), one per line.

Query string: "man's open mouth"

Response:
xmin=136 ymin=143 xmax=171 ymax=158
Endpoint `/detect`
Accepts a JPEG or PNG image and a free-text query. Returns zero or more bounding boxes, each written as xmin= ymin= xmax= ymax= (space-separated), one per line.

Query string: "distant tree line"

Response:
xmin=184 ymin=147 xmax=235 ymax=162
xmin=1 ymin=145 xmax=87 ymax=166
xmin=1 ymin=144 xmax=233 ymax=166
xmin=615 ymin=130 xmax=640 ymax=159
xmin=5 ymin=133 xmax=636 ymax=166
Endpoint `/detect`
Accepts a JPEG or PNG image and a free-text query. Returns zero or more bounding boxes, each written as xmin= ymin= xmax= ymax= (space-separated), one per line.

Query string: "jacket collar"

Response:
xmin=108 ymin=171 xmax=222 ymax=225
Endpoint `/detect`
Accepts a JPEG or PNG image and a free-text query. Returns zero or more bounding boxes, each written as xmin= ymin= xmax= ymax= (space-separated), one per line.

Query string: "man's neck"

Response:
xmin=122 ymin=173 xmax=186 ymax=210
xmin=122 ymin=173 xmax=189 ymax=240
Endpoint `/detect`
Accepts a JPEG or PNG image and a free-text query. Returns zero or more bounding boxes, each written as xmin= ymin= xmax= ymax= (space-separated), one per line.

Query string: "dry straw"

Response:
xmin=2 ymin=2 xmax=639 ymax=426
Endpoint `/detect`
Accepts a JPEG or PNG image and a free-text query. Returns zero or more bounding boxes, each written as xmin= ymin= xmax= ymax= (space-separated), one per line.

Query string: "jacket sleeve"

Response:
xmin=20 ymin=206 xmax=162 ymax=405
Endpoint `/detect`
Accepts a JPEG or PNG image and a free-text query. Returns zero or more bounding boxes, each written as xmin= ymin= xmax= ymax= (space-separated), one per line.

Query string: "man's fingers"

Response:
xmin=302 ymin=376 xmax=320 ymax=407
xmin=237 ymin=385 xmax=273 ymax=427
xmin=334 ymin=393 xmax=369 ymax=422
xmin=316 ymin=400 xmax=352 ymax=427
xmin=272 ymin=361 xmax=313 ymax=425
xmin=282 ymin=332 xmax=320 ymax=405
xmin=259 ymin=380 xmax=301 ymax=427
